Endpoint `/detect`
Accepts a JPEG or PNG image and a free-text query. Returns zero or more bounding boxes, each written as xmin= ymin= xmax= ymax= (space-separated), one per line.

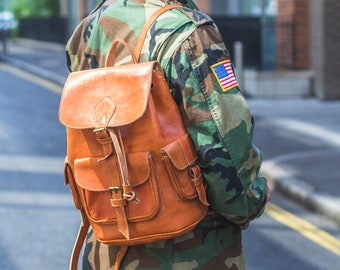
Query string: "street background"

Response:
xmin=0 ymin=40 xmax=340 ymax=269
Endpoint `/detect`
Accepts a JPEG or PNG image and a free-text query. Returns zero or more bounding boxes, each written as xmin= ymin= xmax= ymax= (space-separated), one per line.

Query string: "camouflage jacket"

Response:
xmin=66 ymin=0 xmax=268 ymax=269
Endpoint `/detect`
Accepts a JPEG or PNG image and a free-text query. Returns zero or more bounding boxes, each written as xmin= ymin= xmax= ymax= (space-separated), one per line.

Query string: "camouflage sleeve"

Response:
xmin=167 ymin=22 xmax=267 ymax=226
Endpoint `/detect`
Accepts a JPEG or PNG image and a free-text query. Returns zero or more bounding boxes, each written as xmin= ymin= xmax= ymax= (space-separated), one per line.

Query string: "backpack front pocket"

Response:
xmin=73 ymin=151 xmax=160 ymax=223
xmin=161 ymin=134 xmax=200 ymax=201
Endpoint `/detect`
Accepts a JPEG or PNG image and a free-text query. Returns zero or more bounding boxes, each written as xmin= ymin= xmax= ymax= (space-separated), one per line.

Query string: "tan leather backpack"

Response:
xmin=58 ymin=4 xmax=209 ymax=270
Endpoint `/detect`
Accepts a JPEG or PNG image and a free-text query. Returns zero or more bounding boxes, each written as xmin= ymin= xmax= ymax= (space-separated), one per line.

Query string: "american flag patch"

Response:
xmin=210 ymin=60 xmax=238 ymax=92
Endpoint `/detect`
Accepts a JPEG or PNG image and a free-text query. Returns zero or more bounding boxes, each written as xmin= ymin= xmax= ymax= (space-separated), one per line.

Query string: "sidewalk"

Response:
xmin=2 ymin=39 xmax=340 ymax=225
xmin=248 ymin=98 xmax=340 ymax=225
xmin=0 ymin=39 xmax=68 ymax=86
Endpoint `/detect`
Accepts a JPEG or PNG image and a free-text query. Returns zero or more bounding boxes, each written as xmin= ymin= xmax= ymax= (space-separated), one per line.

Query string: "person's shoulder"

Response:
xmin=157 ymin=6 xmax=214 ymax=29
xmin=179 ymin=7 xmax=214 ymax=27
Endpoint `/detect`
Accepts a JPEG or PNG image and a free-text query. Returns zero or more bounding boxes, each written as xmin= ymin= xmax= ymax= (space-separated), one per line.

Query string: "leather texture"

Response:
xmin=60 ymin=57 xmax=209 ymax=245
xmin=59 ymin=4 xmax=209 ymax=270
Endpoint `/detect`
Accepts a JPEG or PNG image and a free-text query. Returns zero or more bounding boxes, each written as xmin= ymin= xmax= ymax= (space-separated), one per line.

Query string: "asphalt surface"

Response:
xmin=1 ymin=38 xmax=340 ymax=226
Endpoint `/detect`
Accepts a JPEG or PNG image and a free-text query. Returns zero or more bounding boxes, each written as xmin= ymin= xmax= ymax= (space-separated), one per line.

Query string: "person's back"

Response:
xmin=66 ymin=1 xmax=269 ymax=269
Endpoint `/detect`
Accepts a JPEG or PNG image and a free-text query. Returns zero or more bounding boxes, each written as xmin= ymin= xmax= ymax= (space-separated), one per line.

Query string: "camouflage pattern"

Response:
xmin=83 ymin=215 xmax=245 ymax=269
xmin=66 ymin=0 xmax=268 ymax=269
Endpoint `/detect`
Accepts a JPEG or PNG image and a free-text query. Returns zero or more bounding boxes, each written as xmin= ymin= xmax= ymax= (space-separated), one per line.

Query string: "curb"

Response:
xmin=1 ymin=55 xmax=66 ymax=86
xmin=14 ymin=38 xmax=66 ymax=52
xmin=262 ymin=161 xmax=340 ymax=225
xmin=0 ymin=38 xmax=67 ymax=86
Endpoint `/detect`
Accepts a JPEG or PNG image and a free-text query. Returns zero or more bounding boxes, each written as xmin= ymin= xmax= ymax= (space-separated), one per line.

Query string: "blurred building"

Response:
xmin=309 ymin=0 xmax=340 ymax=99
xmin=195 ymin=0 xmax=339 ymax=99
xmin=41 ymin=0 xmax=340 ymax=99
xmin=16 ymin=0 xmax=337 ymax=99
xmin=61 ymin=0 xmax=101 ymax=36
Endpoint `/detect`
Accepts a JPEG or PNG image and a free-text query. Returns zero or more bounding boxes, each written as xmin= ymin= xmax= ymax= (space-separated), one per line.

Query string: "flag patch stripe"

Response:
xmin=211 ymin=60 xmax=239 ymax=92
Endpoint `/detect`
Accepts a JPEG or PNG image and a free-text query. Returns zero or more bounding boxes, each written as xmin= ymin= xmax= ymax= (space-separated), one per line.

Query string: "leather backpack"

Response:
xmin=58 ymin=4 xmax=209 ymax=270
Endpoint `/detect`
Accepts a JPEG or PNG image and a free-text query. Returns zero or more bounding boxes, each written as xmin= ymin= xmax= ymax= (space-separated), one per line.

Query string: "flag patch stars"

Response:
xmin=210 ymin=60 xmax=239 ymax=92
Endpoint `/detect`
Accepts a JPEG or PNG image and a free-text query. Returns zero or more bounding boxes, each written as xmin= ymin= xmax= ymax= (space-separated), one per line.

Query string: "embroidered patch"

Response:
xmin=210 ymin=60 xmax=239 ymax=92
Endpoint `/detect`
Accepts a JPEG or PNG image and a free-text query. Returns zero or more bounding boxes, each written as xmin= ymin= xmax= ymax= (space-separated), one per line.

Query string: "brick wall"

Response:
xmin=276 ymin=0 xmax=309 ymax=70
xmin=310 ymin=0 xmax=340 ymax=99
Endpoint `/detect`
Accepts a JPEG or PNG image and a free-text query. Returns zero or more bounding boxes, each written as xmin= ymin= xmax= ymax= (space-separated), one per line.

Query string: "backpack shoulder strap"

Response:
xmin=134 ymin=3 xmax=182 ymax=60
xmin=69 ymin=209 xmax=89 ymax=270
xmin=105 ymin=3 xmax=182 ymax=67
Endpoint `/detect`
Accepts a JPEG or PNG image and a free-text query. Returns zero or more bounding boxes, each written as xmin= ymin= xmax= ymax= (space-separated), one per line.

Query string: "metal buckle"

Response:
xmin=93 ymin=127 xmax=108 ymax=133
xmin=109 ymin=186 xmax=122 ymax=193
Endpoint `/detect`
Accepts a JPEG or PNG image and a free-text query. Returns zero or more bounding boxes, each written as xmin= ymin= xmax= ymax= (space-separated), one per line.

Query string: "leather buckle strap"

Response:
xmin=94 ymin=127 xmax=133 ymax=239
xmin=190 ymin=165 xmax=210 ymax=207
xmin=109 ymin=183 xmax=130 ymax=240
xmin=108 ymin=128 xmax=134 ymax=240
xmin=109 ymin=186 xmax=137 ymax=202
xmin=93 ymin=127 xmax=114 ymax=161
xmin=93 ymin=127 xmax=113 ymax=144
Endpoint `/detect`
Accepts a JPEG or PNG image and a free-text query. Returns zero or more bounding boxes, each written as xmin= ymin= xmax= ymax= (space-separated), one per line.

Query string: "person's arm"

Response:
xmin=168 ymin=22 xmax=269 ymax=227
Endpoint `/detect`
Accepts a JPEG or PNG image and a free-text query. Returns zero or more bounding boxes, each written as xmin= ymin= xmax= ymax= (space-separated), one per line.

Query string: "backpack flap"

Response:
xmin=59 ymin=61 xmax=157 ymax=129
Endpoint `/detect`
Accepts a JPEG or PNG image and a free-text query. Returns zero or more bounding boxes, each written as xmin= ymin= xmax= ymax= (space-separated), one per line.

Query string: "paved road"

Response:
xmin=1 ymin=39 xmax=340 ymax=270
xmin=0 ymin=63 xmax=78 ymax=270
xmin=248 ymin=98 xmax=340 ymax=224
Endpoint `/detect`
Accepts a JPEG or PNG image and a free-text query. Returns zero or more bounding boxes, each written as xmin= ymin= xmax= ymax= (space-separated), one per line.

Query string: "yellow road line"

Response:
xmin=0 ymin=62 xmax=62 ymax=94
xmin=266 ymin=202 xmax=340 ymax=256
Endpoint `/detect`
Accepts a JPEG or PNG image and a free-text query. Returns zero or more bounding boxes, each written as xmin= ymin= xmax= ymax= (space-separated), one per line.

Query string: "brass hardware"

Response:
xmin=124 ymin=191 xmax=136 ymax=201
xmin=109 ymin=186 xmax=122 ymax=193
xmin=93 ymin=127 xmax=108 ymax=133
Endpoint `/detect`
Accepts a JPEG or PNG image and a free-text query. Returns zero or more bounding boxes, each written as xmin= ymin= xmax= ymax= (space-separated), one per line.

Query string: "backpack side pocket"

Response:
xmin=64 ymin=159 xmax=82 ymax=210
